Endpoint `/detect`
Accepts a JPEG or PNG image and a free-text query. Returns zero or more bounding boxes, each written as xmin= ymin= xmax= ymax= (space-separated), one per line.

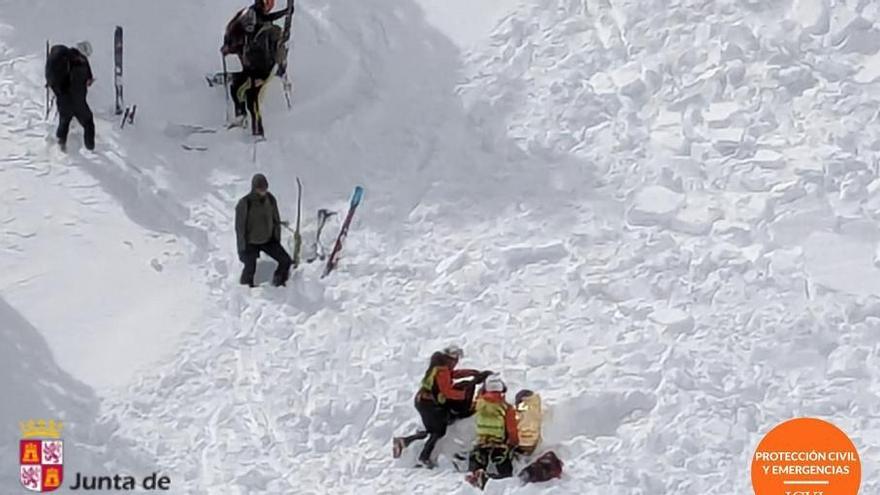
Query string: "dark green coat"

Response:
xmin=235 ymin=191 xmax=281 ymax=252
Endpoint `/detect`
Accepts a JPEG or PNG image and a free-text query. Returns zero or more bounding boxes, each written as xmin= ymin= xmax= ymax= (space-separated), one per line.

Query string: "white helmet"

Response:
xmin=484 ymin=374 xmax=505 ymax=393
xmin=443 ymin=345 xmax=463 ymax=361
xmin=75 ymin=41 xmax=92 ymax=58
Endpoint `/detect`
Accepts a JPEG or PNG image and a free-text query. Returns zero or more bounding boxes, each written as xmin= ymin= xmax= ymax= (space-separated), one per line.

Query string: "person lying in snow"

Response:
xmin=393 ymin=345 xmax=493 ymax=468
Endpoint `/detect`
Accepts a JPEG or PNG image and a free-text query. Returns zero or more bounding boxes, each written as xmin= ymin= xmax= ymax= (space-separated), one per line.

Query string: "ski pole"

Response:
xmin=45 ymin=40 xmax=50 ymax=120
xmin=222 ymin=54 xmax=230 ymax=123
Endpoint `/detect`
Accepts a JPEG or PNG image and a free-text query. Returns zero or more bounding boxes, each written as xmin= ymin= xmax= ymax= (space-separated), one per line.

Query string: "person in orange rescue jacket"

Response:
xmin=392 ymin=345 xmax=492 ymax=468
xmin=466 ymin=374 xmax=519 ymax=489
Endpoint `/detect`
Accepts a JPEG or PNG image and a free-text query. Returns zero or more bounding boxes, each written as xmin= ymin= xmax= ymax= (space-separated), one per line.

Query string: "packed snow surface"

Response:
xmin=3 ymin=0 xmax=880 ymax=493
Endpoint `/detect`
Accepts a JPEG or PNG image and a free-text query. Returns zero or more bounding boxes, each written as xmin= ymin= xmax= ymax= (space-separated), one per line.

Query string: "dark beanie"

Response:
xmin=251 ymin=173 xmax=268 ymax=191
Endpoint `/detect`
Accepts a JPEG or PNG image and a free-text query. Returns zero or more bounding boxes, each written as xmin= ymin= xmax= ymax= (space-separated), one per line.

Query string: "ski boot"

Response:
xmin=466 ymin=469 xmax=488 ymax=490
xmin=227 ymin=114 xmax=247 ymax=129
xmin=392 ymin=437 xmax=406 ymax=459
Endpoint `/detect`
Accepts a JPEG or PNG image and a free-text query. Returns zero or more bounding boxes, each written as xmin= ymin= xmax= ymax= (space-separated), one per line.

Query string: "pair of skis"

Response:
xmin=115 ymin=26 xmax=137 ymax=127
xmin=288 ymin=180 xmax=336 ymax=267
xmin=121 ymin=104 xmax=137 ymax=128
xmin=288 ymin=180 xmax=364 ymax=278
xmin=277 ymin=0 xmax=295 ymax=108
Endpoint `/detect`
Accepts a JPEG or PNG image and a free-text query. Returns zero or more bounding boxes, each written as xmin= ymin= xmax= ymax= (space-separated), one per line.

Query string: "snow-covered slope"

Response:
xmin=2 ymin=0 xmax=880 ymax=493
xmin=458 ymin=0 xmax=880 ymax=492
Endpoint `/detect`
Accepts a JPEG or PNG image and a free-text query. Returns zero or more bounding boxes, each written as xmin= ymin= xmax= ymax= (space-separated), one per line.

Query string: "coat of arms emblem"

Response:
xmin=19 ymin=419 xmax=63 ymax=492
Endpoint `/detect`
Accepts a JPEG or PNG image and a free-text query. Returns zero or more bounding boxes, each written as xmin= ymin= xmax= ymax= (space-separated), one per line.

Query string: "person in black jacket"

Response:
xmin=221 ymin=0 xmax=291 ymax=136
xmin=45 ymin=41 xmax=95 ymax=151
xmin=235 ymin=173 xmax=292 ymax=287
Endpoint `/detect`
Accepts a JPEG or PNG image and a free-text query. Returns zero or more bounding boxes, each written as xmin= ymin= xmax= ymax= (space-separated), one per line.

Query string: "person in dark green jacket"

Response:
xmin=235 ymin=173 xmax=292 ymax=287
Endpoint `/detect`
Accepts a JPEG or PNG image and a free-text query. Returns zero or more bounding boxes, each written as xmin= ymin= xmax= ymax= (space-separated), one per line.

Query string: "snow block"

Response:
xmin=833 ymin=17 xmax=880 ymax=55
xmin=649 ymin=308 xmax=695 ymax=334
xmin=855 ymin=53 xmax=880 ymax=83
xmin=770 ymin=208 xmax=835 ymax=245
xmin=749 ymin=149 xmax=785 ymax=170
xmin=712 ymin=220 xmax=753 ymax=245
xmin=670 ymin=195 xmax=723 ymax=235
xmin=724 ymin=193 xmax=772 ymax=224
xmin=526 ymin=342 xmax=558 ymax=367
xmin=791 ymin=0 xmax=830 ymax=35
xmin=776 ymin=66 xmax=817 ymax=96
xmin=826 ymin=345 xmax=868 ymax=378
xmin=724 ymin=24 xmax=760 ymax=53
xmin=611 ymin=63 xmax=647 ymax=100
xmin=500 ymin=242 xmax=568 ymax=269
xmin=705 ymin=102 xmax=741 ymax=127
xmin=709 ymin=127 xmax=744 ymax=156
xmin=805 ymin=232 xmax=880 ymax=296
xmin=769 ymin=180 xmax=806 ymax=205
xmin=435 ymin=249 xmax=469 ymax=275
xmin=627 ymin=186 xmax=685 ymax=227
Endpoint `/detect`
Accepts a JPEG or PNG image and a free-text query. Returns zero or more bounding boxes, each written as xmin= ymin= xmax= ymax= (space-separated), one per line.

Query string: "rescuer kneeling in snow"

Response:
xmin=465 ymin=373 xmax=519 ymax=489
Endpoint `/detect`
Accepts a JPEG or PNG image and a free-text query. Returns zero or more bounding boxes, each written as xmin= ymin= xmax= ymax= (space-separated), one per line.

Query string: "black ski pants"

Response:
xmin=55 ymin=91 xmax=95 ymax=150
xmin=410 ymin=398 xmax=449 ymax=463
xmin=469 ymin=445 xmax=514 ymax=479
xmin=402 ymin=381 xmax=478 ymax=463
xmin=239 ymin=240 xmax=292 ymax=287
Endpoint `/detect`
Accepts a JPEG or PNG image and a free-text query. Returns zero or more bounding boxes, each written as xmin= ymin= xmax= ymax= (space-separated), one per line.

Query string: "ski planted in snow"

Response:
xmin=292 ymin=177 xmax=303 ymax=268
xmin=277 ymin=0 xmax=295 ymax=108
xmin=114 ymin=27 xmax=137 ymax=126
xmin=114 ymin=26 xmax=124 ymax=115
xmin=45 ymin=40 xmax=53 ymax=120
xmin=306 ymin=209 xmax=337 ymax=263
xmin=322 ymin=186 xmax=364 ymax=278
xmin=120 ymin=104 xmax=137 ymax=129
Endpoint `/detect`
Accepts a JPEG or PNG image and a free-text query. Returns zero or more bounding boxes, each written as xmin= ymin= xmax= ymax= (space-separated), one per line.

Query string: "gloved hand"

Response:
xmin=238 ymin=250 xmax=247 ymax=263
xmin=475 ymin=370 xmax=494 ymax=384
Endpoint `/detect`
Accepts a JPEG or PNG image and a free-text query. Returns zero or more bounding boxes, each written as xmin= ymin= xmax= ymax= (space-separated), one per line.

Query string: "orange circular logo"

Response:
xmin=752 ymin=418 xmax=860 ymax=495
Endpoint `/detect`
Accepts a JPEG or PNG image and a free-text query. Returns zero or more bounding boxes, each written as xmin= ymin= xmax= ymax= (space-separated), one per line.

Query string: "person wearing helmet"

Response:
xmin=45 ymin=41 xmax=95 ymax=151
xmin=253 ymin=0 xmax=288 ymax=23
xmin=222 ymin=0 xmax=289 ymax=57
xmin=465 ymin=374 xmax=519 ymax=489
xmin=392 ymin=346 xmax=492 ymax=468
xmin=221 ymin=0 xmax=292 ymax=136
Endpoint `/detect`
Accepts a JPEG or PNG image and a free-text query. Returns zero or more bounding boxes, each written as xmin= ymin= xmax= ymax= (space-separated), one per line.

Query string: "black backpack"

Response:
xmin=244 ymin=23 xmax=281 ymax=76
xmin=518 ymin=451 xmax=563 ymax=484
xmin=45 ymin=45 xmax=71 ymax=92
